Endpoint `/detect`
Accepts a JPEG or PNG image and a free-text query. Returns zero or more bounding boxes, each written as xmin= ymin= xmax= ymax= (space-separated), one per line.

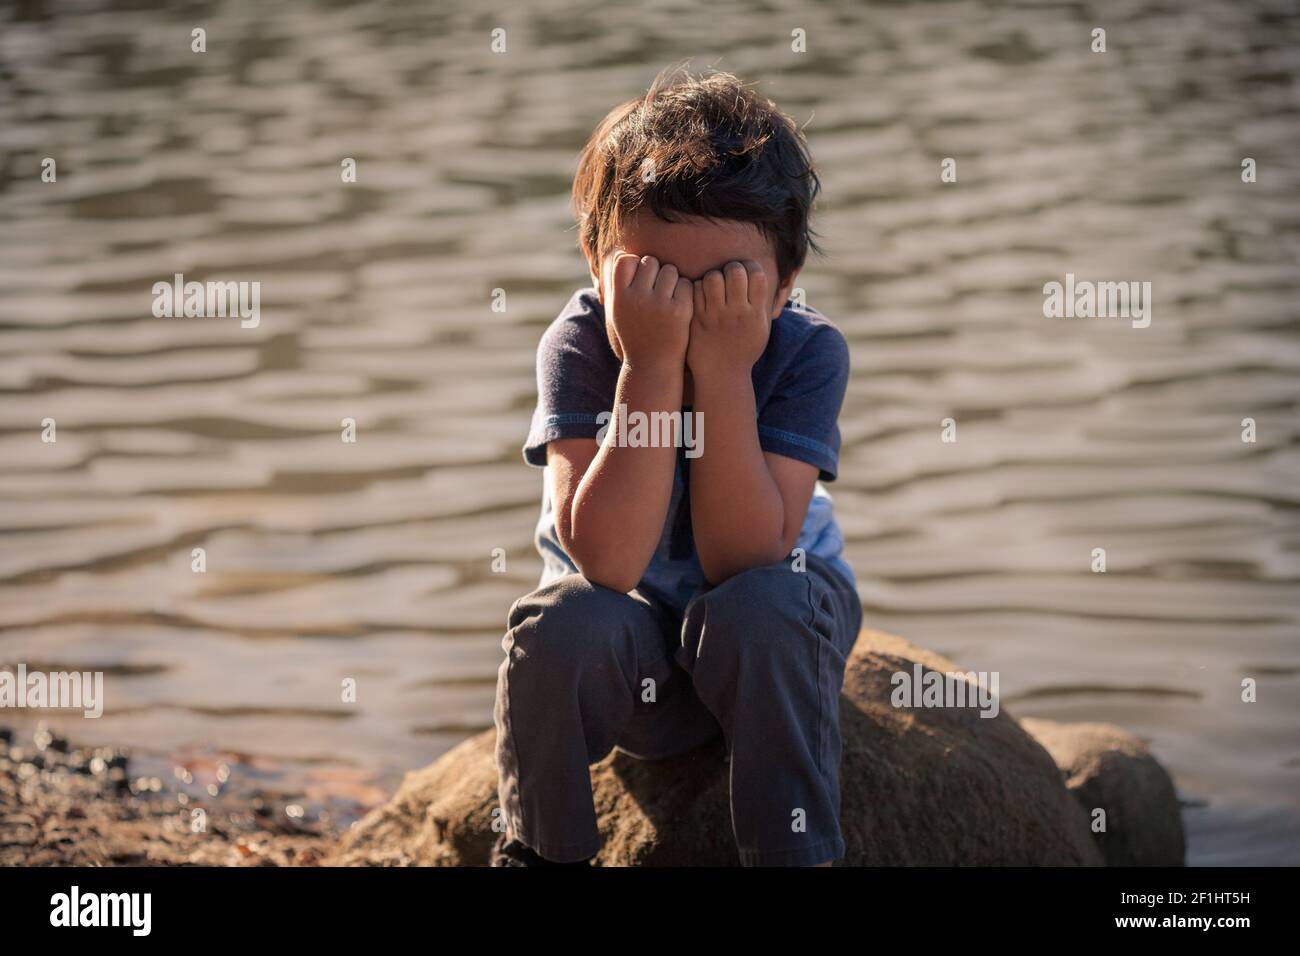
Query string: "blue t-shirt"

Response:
xmin=523 ymin=287 xmax=854 ymax=612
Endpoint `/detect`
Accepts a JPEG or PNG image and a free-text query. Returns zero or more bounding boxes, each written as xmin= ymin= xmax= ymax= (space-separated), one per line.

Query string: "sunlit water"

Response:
xmin=1 ymin=0 xmax=1297 ymax=863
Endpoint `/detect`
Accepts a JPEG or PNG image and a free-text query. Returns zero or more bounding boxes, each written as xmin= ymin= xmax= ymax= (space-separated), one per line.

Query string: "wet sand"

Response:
xmin=1 ymin=0 xmax=1298 ymax=864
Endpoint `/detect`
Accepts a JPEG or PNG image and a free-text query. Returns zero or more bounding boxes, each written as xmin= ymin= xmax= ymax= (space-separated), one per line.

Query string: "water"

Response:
xmin=1 ymin=0 xmax=1298 ymax=863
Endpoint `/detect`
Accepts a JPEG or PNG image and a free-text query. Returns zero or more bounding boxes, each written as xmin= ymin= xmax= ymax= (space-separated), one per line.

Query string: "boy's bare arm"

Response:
xmin=687 ymin=261 xmax=820 ymax=584
xmin=550 ymin=253 xmax=694 ymax=593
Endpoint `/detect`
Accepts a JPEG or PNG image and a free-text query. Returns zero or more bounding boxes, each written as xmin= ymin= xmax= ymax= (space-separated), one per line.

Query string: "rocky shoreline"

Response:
xmin=0 ymin=726 xmax=335 ymax=866
xmin=3 ymin=631 xmax=1187 ymax=867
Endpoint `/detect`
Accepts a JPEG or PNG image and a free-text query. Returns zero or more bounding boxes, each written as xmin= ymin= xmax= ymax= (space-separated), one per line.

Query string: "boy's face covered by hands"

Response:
xmin=592 ymin=213 xmax=796 ymax=377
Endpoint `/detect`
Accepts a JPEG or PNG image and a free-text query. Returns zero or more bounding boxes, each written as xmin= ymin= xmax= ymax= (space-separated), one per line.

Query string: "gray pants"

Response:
xmin=494 ymin=556 xmax=862 ymax=866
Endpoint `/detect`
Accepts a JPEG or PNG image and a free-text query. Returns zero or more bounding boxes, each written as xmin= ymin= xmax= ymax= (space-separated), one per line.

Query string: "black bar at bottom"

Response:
xmin=0 ymin=865 xmax=1286 ymax=941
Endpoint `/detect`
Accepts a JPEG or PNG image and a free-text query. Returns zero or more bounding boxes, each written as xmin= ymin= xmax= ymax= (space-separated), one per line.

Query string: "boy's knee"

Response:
xmin=685 ymin=562 xmax=811 ymax=658
xmin=506 ymin=574 xmax=653 ymax=671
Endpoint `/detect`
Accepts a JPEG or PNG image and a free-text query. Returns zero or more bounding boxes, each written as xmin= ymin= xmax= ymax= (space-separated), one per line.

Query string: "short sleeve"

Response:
xmin=522 ymin=297 xmax=618 ymax=467
xmin=757 ymin=324 xmax=850 ymax=481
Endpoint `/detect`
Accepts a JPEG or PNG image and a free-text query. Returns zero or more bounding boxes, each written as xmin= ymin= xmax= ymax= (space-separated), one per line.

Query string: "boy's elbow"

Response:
xmin=571 ymin=557 xmax=640 ymax=594
xmin=562 ymin=537 xmax=643 ymax=594
xmin=578 ymin=567 xmax=639 ymax=594
xmin=698 ymin=539 xmax=790 ymax=587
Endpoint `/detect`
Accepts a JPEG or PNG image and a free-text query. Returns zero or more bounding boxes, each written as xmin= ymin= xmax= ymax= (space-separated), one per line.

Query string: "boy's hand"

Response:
xmin=604 ymin=252 xmax=694 ymax=372
xmin=686 ymin=260 xmax=771 ymax=378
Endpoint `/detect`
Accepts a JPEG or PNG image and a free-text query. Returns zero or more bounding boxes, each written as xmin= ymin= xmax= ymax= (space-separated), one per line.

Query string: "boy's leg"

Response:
xmin=494 ymin=573 xmax=676 ymax=863
xmin=678 ymin=556 xmax=862 ymax=866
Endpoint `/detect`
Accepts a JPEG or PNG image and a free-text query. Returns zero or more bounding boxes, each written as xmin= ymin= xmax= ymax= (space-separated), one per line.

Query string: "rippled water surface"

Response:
xmin=1 ymin=0 xmax=1298 ymax=863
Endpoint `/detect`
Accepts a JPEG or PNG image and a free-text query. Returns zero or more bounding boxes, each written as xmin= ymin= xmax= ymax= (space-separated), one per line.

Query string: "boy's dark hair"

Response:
xmin=572 ymin=67 xmax=821 ymax=285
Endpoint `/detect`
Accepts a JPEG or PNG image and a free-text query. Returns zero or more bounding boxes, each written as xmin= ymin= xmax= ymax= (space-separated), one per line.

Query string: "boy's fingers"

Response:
xmin=610 ymin=252 xmax=639 ymax=291
xmin=723 ymin=261 xmax=748 ymax=306
xmin=701 ymin=269 xmax=726 ymax=313
xmin=654 ymin=262 xmax=679 ymax=297
xmin=631 ymin=255 xmax=660 ymax=292
xmin=673 ymin=276 xmax=695 ymax=309
xmin=741 ymin=260 xmax=768 ymax=308
xmin=692 ymin=279 xmax=706 ymax=317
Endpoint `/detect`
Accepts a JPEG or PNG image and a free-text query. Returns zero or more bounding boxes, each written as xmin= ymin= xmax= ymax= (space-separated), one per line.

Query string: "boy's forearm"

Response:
xmin=567 ymin=362 xmax=682 ymax=592
xmin=689 ymin=370 xmax=787 ymax=583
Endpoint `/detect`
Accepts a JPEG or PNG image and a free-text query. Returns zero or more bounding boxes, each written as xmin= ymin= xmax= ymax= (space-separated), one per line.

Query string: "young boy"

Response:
xmin=492 ymin=69 xmax=861 ymax=867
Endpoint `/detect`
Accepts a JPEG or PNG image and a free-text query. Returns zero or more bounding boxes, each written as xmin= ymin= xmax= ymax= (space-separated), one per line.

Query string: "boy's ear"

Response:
xmin=771 ymin=270 xmax=800 ymax=318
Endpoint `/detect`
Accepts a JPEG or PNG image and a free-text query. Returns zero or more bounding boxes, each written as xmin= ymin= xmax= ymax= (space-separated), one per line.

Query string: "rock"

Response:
xmin=1020 ymin=718 xmax=1185 ymax=866
xmin=332 ymin=630 xmax=1131 ymax=866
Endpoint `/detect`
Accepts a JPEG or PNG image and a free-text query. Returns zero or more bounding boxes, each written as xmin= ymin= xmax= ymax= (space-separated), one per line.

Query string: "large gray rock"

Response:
xmin=1020 ymin=717 xmax=1185 ymax=866
xmin=332 ymin=630 xmax=1180 ymax=866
